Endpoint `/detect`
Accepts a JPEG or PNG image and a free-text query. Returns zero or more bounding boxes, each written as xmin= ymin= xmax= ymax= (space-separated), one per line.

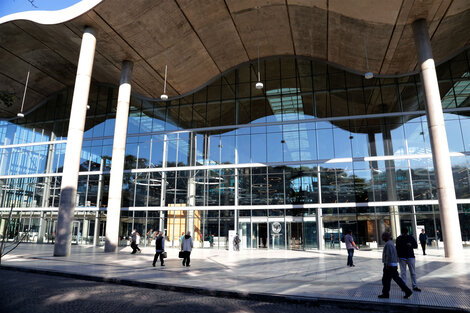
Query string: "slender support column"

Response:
xmin=92 ymin=159 xmax=104 ymax=246
xmin=54 ymin=27 xmax=96 ymax=257
xmin=104 ymin=60 xmax=134 ymax=253
xmin=37 ymin=212 xmax=46 ymax=244
xmin=186 ymin=133 xmax=196 ymax=239
xmin=82 ymin=219 xmax=89 ymax=244
xmin=316 ymin=165 xmax=325 ymax=250
xmin=159 ymin=134 xmax=168 ymax=233
xmin=413 ymin=19 xmax=463 ymax=258
xmin=93 ymin=211 xmax=99 ymax=246
xmin=383 ymin=126 xmax=401 ymax=239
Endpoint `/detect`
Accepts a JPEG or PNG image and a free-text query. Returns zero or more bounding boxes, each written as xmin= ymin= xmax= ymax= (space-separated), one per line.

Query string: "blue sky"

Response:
xmin=0 ymin=0 xmax=82 ymax=18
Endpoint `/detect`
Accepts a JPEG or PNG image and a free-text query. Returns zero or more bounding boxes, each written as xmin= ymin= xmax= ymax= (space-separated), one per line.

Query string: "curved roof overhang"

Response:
xmin=0 ymin=0 xmax=469 ymax=119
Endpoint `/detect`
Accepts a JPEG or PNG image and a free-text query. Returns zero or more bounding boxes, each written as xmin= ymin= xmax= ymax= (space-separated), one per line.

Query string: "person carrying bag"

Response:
xmin=152 ymin=231 xmax=166 ymax=267
xmin=181 ymin=231 xmax=193 ymax=267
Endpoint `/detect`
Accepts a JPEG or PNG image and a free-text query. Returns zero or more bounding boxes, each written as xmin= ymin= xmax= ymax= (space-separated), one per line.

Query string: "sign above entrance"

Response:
xmin=271 ymin=222 xmax=282 ymax=234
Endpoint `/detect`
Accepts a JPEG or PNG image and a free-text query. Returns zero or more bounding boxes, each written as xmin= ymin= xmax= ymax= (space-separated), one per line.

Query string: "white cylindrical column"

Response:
xmin=104 ymin=60 xmax=133 ymax=253
xmin=54 ymin=27 xmax=96 ymax=257
xmin=93 ymin=211 xmax=100 ymax=246
xmin=412 ymin=19 xmax=463 ymax=258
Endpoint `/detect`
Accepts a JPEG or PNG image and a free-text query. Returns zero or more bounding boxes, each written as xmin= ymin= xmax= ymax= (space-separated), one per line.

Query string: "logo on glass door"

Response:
xmin=271 ymin=222 xmax=282 ymax=234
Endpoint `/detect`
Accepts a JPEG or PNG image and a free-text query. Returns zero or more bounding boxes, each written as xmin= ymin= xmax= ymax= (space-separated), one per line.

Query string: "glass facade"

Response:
xmin=1 ymin=50 xmax=470 ymax=250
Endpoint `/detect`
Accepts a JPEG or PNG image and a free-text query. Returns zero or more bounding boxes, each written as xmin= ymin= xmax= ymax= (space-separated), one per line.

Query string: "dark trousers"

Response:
xmin=420 ymin=241 xmax=426 ymax=255
xmin=153 ymin=251 xmax=164 ymax=265
xmin=131 ymin=242 xmax=140 ymax=254
xmin=381 ymin=265 xmax=411 ymax=296
xmin=182 ymin=251 xmax=191 ymax=266
xmin=347 ymin=249 xmax=354 ymax=266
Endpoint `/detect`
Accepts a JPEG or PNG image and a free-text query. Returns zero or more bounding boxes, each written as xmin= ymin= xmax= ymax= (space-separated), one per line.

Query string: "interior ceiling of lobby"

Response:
xmin=0 ymin=0 xmax=469 ymax=123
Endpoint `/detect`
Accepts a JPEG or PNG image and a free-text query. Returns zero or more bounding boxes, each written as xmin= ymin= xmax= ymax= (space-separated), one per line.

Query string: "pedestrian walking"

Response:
xmin=378 ymin=232 xmax=413 ymax=299
xmin=419 ymin=229 xmax=427 ymax=255
xmin=180 ymin=232 xmax=185 ymax=245
xmin=396 ymin=228 xmax=421 ymax=292
xmin=130 ymin=229 xmax=141 ymax=254
xmin=233 ymin=233 xmax=241 ymax=251
xmin=152 ymin=231 xmax=165 ymax=267
xmin=344 ymin=230 xmax=359 ymax=267
xmin=181 ymin=231 xmax=193 ymax=267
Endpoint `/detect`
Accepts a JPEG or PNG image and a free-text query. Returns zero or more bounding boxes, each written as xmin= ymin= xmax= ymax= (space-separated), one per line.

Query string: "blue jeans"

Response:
xmin=347 ymin=248 xmax=354 ymax=266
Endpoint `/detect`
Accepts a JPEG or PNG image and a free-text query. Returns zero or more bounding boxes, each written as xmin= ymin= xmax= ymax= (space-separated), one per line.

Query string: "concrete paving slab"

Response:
xmin=1 ymin=244 xmax=469 ymax=312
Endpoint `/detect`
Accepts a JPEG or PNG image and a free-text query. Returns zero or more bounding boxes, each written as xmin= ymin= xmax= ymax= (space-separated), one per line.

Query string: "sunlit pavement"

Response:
xmin=1 ymin=244 xmax=470 ymax=311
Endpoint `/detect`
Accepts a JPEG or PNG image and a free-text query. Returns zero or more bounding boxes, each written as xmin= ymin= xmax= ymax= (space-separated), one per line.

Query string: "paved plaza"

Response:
xmin=1 ymin=244 xmax=469 ymax=312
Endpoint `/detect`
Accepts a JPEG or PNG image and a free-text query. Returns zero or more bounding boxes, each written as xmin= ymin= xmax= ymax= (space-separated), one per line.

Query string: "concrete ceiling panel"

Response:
xmin=328 ymin=12 xmax=394 ymax=75
xmin=177 ymin=0 xmax=249 ymax=71
xmin=329 ymin=0 xmax=402 ymax=24
xmin=227 ymin=2 xmax=294 ymax=59
xmin=288 ymin=3 xmax=327 ymax=59
xmin=1 ymin=0 xmax=470 ymax=120
xmin=225 ymin=0 xmax=286 ymax=13
xmin=430 ymin=7 xmax=470 ymax=65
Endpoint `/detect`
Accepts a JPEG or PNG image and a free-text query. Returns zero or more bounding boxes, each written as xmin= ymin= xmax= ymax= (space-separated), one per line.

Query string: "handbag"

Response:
xmin=178 ymin=250 xmax=185 ymax=258
xmin=162 ymin=251 xmax=167 ymax=259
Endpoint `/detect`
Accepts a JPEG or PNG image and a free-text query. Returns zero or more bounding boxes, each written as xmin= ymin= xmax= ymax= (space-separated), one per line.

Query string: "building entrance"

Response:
xmin=239 ymin=215 xmax=317 ymax=250
xmin=253 ymin=222 xmax=267 ymax=249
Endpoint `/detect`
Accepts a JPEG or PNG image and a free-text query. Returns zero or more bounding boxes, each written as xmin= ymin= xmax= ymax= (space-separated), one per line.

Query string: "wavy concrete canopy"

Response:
xmin=0 ymin=0 xmax=469 ymax=118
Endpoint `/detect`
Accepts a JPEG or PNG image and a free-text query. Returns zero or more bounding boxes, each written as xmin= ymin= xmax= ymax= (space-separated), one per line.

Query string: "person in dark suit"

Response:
xmin=419 ymin=229 xmax=427 ymax=255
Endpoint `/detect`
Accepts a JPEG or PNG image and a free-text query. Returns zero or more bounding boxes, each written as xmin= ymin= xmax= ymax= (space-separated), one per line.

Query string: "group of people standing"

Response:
xmin=345 ymin=228 xmax=424 ymax=299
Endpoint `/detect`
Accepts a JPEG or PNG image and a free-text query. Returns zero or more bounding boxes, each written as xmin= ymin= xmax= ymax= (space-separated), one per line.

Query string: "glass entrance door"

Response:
xmin=71 ymin=221 xmax=80 ymax=244
xmin=288 ymin=222 xmax=303 ymax=250
xmin=253 ymin=223 xmax=267 ymax=249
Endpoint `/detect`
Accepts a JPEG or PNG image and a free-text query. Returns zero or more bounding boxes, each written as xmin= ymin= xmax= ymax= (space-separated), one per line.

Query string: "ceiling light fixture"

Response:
xmin=255 ymin=7 xmax=263 ymax=90
xmin=160 ymin=63 xmax=168 ymax=101
xmin=363 ymin=36 xmax=373 ymax=79
xmin=17 ymin=64 xmax=31 ymax=118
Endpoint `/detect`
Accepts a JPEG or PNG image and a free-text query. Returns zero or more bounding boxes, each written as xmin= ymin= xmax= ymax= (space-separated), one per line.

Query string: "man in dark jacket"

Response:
xmin=419 ymin=229 xmax=427 ymax=255
xmin=396 ymin=228 xmax=421 ymax=292
xmin=152 ymin=231 xmax=165 ymax=267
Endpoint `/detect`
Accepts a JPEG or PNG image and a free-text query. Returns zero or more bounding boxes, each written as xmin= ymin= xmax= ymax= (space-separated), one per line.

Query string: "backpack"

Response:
xmin=341 ymin=235 xmax=345 ymax=243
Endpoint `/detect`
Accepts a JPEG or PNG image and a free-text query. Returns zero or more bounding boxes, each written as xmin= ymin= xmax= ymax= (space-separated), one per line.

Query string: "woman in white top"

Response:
xmin=181 ymin=231 xmax=193 ymax=267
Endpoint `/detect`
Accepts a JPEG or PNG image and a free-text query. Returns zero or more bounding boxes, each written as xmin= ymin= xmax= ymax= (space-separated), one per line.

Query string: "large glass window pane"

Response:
xmin=317 ymin=128 xmax=334 ymax=160
xmin=410 ymin=158 xmax=434 ymax=200
xmin=251 ymin=133 xmax=266 ymax=163
xmin=238 ymin=168 xmax=251 ymax=205
xmin=177 ymin=133 xmax=190 ymax=167
xmin=237 ymin=133 xmax=250 ymax=164
xmin=333 ymin=127 xmax=352 ymax=158
xmin=150 ymin=136 xmax=164 ymax=168
xmin=283 ymin=129 xmax=300 ymax=162
xmin=220 ymin=134 xmax=235 ymax=165
xmin=445 ymin=119 xmax=465 ymax=152
xmin=267 ymin=132 xmax=283 ymax=163
xmin=452 ymin=156 xmax=470 ymax=199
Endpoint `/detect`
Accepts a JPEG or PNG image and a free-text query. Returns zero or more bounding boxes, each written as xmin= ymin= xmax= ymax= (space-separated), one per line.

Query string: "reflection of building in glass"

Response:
xmin=1 ymin=53 xmax=470 ymax=250
xmin=1 ymin=2 xmax=470 ymax=256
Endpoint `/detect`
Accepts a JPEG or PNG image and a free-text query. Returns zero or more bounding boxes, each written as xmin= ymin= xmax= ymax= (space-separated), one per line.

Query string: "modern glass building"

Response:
xmin=0 ymin=1 xmax=469 ymax=257
xmin=2 ymin=52 xmax=470 ymax=250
